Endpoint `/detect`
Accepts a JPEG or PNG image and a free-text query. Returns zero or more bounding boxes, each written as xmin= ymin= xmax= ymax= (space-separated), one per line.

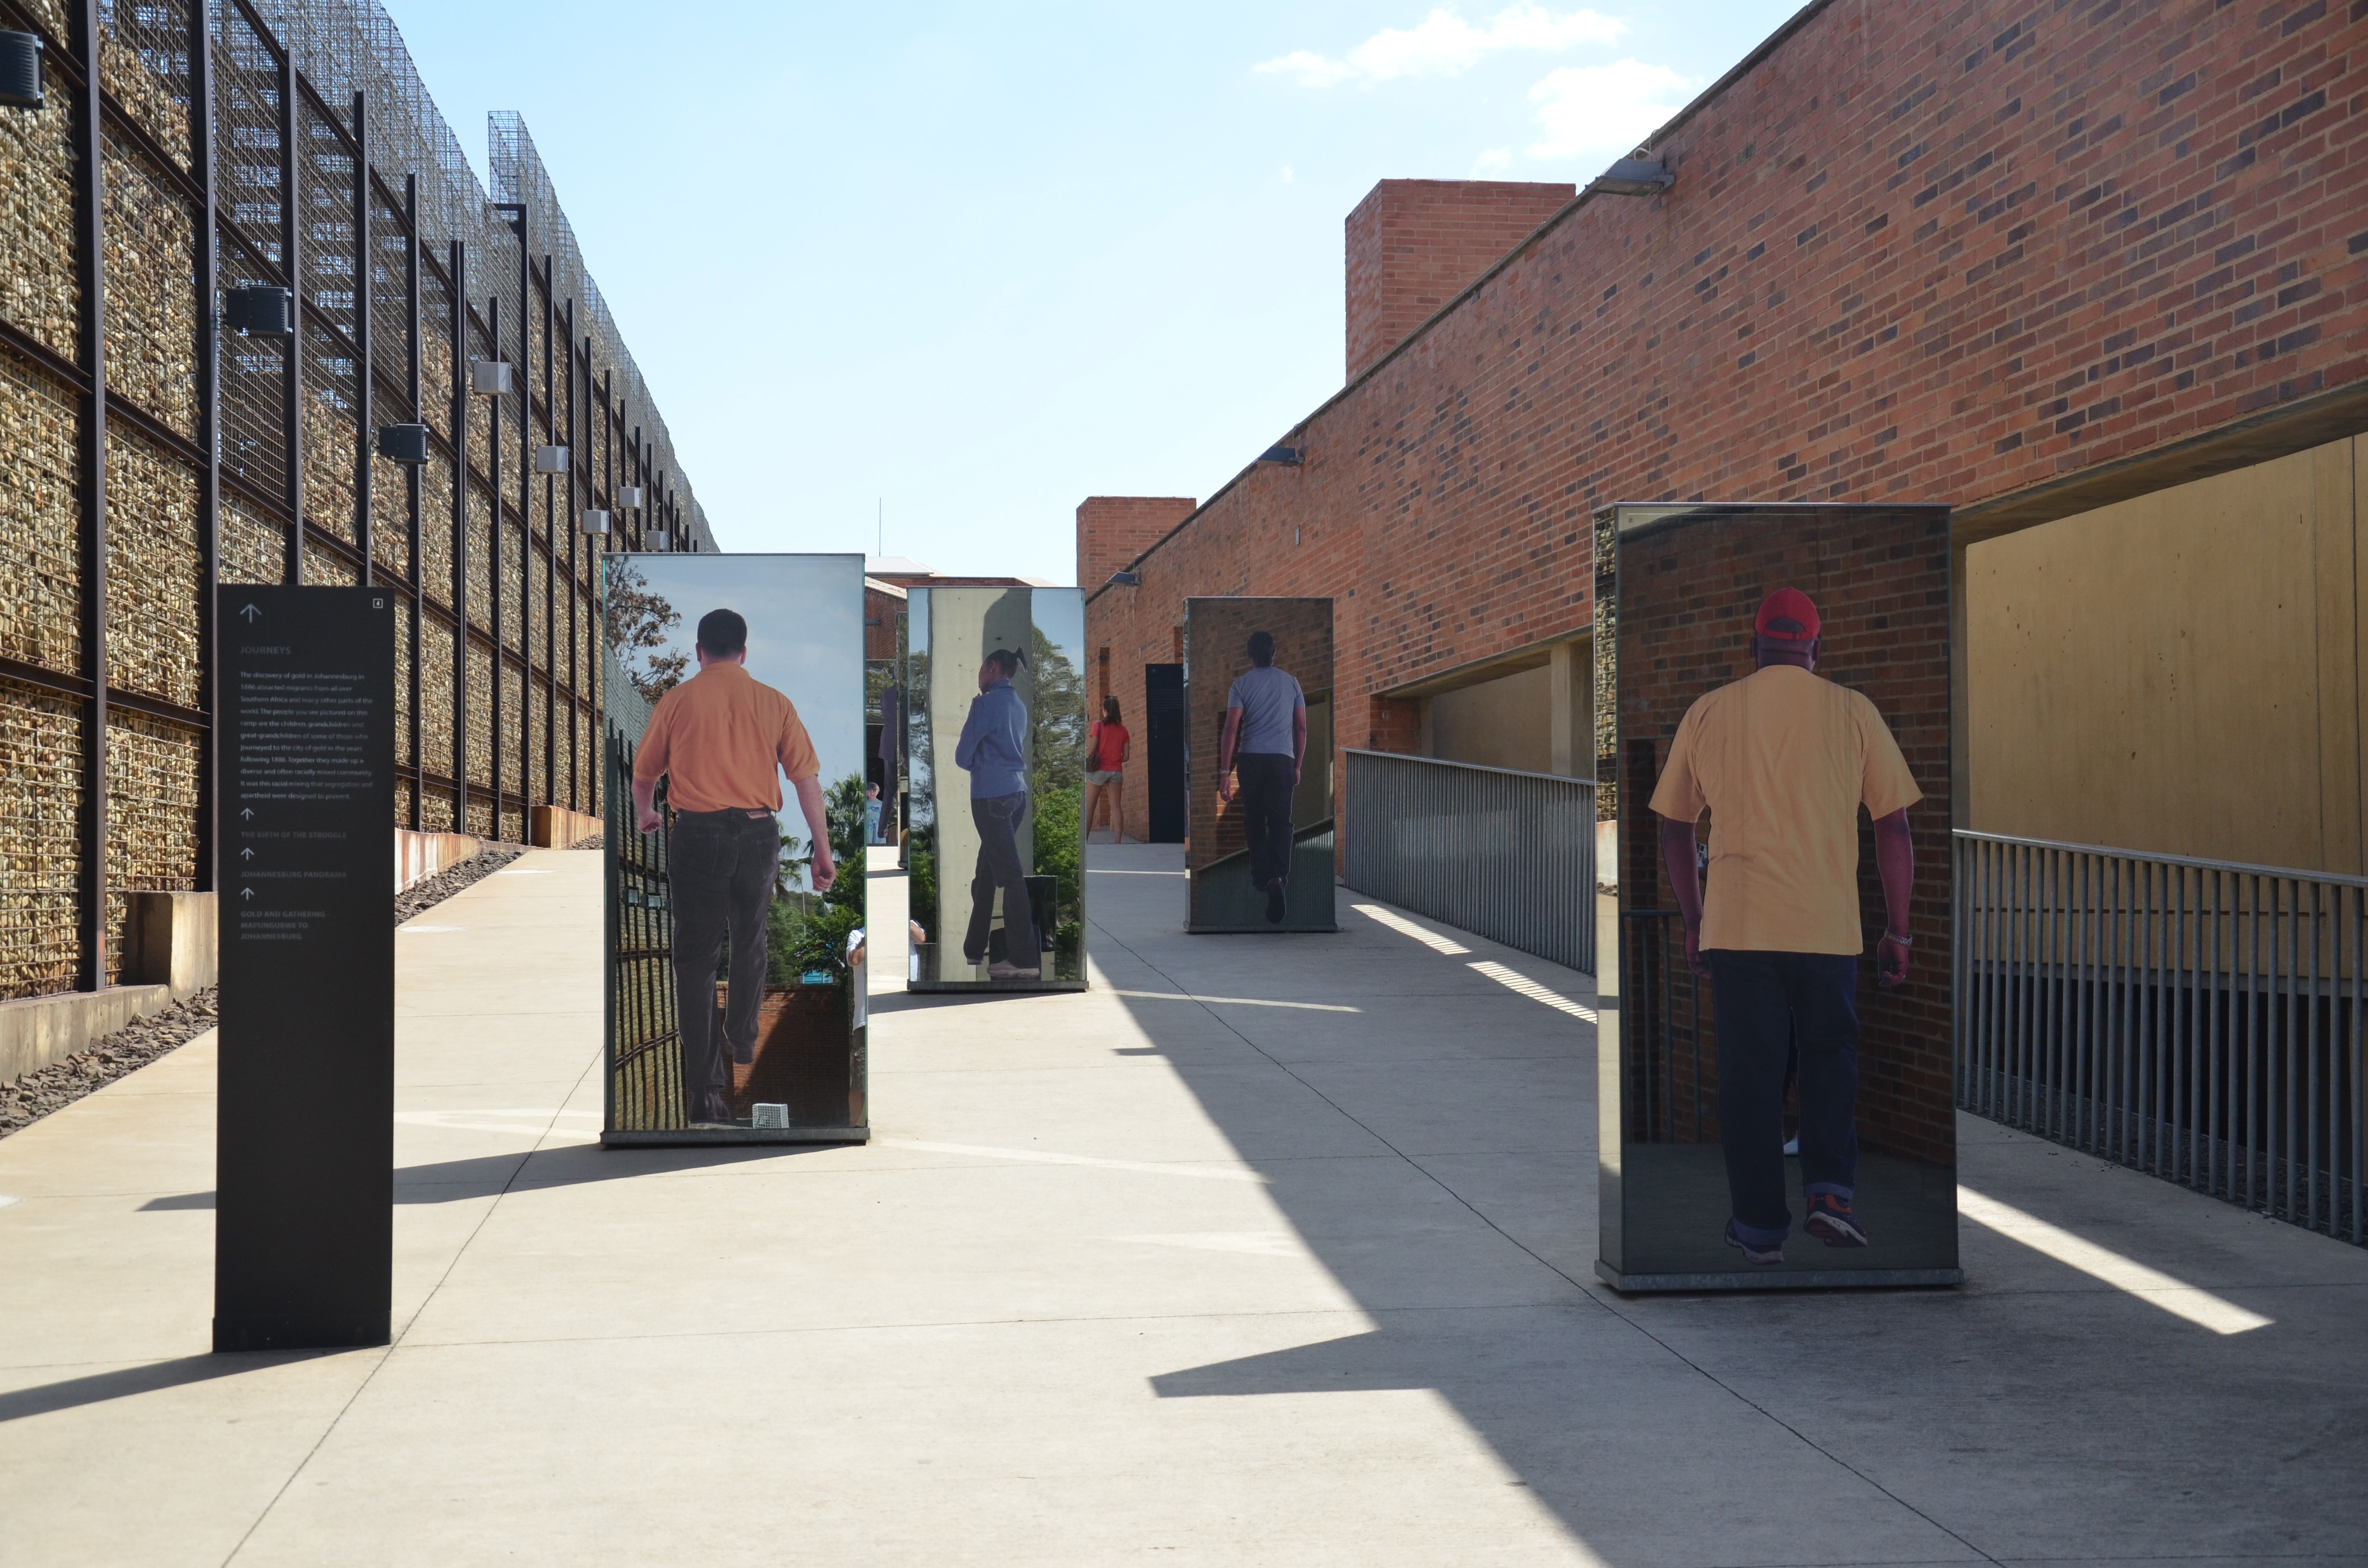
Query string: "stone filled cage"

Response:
xmin=0 ymin=0 xmax=719 ymax=1001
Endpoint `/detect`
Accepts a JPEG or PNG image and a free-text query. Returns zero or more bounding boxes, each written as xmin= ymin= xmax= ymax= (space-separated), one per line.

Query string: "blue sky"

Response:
xmin=391 ymin=1 xmax=1804 ymax=581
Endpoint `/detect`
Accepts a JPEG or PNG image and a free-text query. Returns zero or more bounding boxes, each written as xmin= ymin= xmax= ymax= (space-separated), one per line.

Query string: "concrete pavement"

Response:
xmin=1 ymin=842 xmax=2365 ymax=1565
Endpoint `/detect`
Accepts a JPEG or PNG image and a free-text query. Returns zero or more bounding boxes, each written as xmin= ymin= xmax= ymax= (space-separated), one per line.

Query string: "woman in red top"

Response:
xmin=1084 ymin=696 xmax=1131 ymax=844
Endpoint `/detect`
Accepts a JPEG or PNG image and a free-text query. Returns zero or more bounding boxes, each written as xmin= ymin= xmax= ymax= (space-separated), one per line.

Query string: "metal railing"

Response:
xmin=1956 ymin=830 xmax=2367 ymax=1245
xmin=1344 ymin=750 xmax=1596 ymax=974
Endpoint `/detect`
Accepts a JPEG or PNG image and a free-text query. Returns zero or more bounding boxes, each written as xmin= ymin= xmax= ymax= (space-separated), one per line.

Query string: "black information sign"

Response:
xmin=213 ymin=587 xmax=396 ymax=1352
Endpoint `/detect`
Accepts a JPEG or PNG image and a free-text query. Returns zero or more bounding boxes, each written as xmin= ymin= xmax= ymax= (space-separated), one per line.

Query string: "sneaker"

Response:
xmin=1724 ymin=1219 xmax=1785 ymax=1266
xmin=1804 ymin=1191 xmax=1869 ymax=1248
xmin=1265 ymin=882 xmax=1287 ymax=924
xmin=987 ymin=959 xmax=1040 ymax=980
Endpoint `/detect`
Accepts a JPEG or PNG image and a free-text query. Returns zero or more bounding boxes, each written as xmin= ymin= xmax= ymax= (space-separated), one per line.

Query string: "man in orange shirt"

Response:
xmin=1650 ymin=588 xmax=1918 ymax=1264
xmin=633 ymin=609 xmax=835 ymax=1128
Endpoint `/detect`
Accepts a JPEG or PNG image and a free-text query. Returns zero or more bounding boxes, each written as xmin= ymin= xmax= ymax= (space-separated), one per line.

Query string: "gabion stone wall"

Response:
xmin=0 ymin=0 xmax=721 ymax=1003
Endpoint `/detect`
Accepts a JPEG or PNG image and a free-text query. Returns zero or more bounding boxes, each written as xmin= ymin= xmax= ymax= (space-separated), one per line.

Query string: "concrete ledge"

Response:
xmin=0 ymin=983 xmax=174 ymax=1085
xmin=123 ymin=890 xmax=217 ymax=1002
xmin=530 ymin=805 xmax=599 ymax=848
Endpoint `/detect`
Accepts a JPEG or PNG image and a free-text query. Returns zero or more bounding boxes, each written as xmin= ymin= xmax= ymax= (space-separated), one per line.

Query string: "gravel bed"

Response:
xmin=1 ymin=844 xmax=532 ymax=1140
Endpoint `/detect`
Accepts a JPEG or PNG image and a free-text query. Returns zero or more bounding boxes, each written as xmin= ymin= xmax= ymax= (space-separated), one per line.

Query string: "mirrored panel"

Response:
xmin=903 ymin=586 xmax=1090 ymax=991
xmin=1185 ymin=597 xmax=1337 ymax=933
xmin=602 ymin=553 xmax=869 ymax=1144
xmin=1597 ymin=504 xmax=1957 ymax=1289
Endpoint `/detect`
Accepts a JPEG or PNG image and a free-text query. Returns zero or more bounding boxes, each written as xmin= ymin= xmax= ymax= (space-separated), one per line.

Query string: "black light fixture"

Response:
xmin=1586 ymin=156 xmax=1673 ymax=197
xmin=1106 ymin=569 xmax=1141 ymax=587
xmin=534 ymin=444 xmax=568 ymax=474
xmin=224 ymin=286 xmax=293 ymax=337
xmin=0 ymin=31 xmax=41 ymax=110
xmin=580 ymin=508 xmax=610 ymax=537
xmin=469 ymin=360 xmax=512 ymax=397
xmin=1258 ymin=445 xmax=1303 ymax=466
xmin=376 ymin=423 xmax=428 ymax=464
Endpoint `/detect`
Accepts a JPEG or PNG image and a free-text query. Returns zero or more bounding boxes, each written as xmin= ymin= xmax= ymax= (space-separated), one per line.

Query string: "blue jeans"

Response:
xmin=964 ymin=792 xmax=1036 ymax=965
xmin=1706 ymin=949 xmax=1860 ymax=1247
xmin=669 ymin=810 xmax=779 ymax=1122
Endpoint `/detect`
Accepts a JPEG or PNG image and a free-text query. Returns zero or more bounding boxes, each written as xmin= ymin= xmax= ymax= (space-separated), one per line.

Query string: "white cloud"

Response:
xmin=1525 ymin=59 xmax=1693 ymax=159
xmin=1471 ymin=147 xmax=1513 ymax=174
xmin=1256 ymin=4 xmax=1625 ymax=88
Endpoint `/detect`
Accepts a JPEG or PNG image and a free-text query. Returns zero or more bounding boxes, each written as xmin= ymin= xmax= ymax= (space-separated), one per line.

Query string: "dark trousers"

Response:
xmin=668 ymin=810 xmax=778 ymax=1121
xmin=1705 ymin=949 xmax=1860 ymax=1246
xmin=964 ymin=792 xmax=1036 ymax=966
xmin=1237 ymin=753 xmax=1296 ymax=890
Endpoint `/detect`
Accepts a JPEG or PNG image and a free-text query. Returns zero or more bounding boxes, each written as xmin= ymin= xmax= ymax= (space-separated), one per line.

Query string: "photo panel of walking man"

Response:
xmin=1186 ymin=598 xmax=1337 ymax=933
xmin=1596 ymin=503 xmax=1960 ymax=1290
xmin=601 ymin=553 xmax=870 ymax=1144
xmin=902 ymin=585 xmax=1090 ymax=991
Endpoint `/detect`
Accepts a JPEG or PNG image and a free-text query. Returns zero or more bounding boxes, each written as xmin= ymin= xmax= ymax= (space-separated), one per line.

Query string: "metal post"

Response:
xmin=404 ymin=173 xmax=422 ymax=829
xmin=540 ymin=253 xmax=555 ymax=819
xmin=194 ymin=0 xmax=221 ymax=894
xmin=350 ymin=90 xmax=370 ymax=583
xmin=487 ymin=292 xmax=505 ymax=839
xmin=73 ymin=0 xmax=108 ymax=988
xmin=561 ymin=305 xmax=578 ymax=812
xmin=277 ymin=41 xmax=302 ymax=583
xmin=449 ymin=240 xmax=469 ymax=832
xmin=513 ymin=219 xmax=530 ymax=831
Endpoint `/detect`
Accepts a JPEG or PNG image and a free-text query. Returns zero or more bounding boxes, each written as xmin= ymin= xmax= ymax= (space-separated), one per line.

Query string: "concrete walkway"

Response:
xmin=2 ymin=842 xmax=2366 ymax=1565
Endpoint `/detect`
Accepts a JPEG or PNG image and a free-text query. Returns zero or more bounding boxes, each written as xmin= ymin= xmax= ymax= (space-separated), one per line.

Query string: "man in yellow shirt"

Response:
xmin=1649 ymin=588 xmax=1919 ymax=1264
xmin=633 ymin=609 xmax=835 ymax=1128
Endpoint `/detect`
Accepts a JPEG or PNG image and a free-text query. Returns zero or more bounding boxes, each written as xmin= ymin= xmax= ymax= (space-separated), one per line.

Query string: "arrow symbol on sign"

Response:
xmin=239 ymin=886 xmax=254 ymax=901
xmin=238 ymin=603 xmax=261 ymax=623
xmin=239 ymin=808 xmax=254 ymax=821
xmin=239 ymin=847 xmax=254 ymax=862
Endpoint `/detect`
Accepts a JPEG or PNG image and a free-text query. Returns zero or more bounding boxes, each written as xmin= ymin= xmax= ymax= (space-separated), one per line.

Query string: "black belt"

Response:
xmin=673 ymin=807 xmax=776 ymax=821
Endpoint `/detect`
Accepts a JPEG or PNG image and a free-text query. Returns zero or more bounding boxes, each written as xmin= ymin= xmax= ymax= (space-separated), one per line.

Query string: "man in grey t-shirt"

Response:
xmin=1218 ymin=630 xmax=1307 ymax=924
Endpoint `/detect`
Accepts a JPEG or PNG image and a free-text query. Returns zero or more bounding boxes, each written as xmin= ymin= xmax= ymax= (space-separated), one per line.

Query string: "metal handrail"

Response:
xmin=1955 ymin=828 xmax=2368 ymax=890
xmin=1344 ymin=750 xmax=1596 ymax=974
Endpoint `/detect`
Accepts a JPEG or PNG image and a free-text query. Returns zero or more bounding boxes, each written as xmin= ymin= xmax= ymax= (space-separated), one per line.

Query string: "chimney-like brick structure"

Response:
xmin=1344 ymin=179 xmax=1576 ymax=382
xmin=1076 ymin=496 xmax=1196 ymax=591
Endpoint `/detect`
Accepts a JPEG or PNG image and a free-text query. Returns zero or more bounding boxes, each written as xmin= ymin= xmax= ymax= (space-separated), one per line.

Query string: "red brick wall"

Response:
xmin=1345 ymin=180 xmax=1577 ymax=381
xmin=1076 ymin=496 xmax=1196 ymax=597
xmin=1088 ymin=0 xmax=2368 ymax=863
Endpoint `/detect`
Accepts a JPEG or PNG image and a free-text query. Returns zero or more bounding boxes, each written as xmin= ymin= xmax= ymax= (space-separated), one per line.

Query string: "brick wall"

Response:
xmin=1087 ymin=0 xmax=2368 ymax=866
xmin=1345 ymin=180 xmax=1577 ymax=381
xmin=1616 ymin=505 xmax=1954 ymax=1165
xmin=1076 ymin=496 xmax=1196 ymax=598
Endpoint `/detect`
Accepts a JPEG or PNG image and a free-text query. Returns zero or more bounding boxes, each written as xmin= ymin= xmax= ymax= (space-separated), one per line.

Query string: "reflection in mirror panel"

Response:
xmin=1597 ymin=504 xmax=1959 ymax=1290
xmin=902 ymin=586 xmax=1090 ymax=991
xmin=1184 ymin=598 xmax=1338 ymax=933
xmin=601 ymin=553 xmax=870 ymax=1144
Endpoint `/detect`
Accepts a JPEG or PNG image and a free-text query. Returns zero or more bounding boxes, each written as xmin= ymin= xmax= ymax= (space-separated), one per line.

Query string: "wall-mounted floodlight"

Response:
xmin=645 ymin=529 xmax=670 ymax=551
xmin=616 ymin=484 xmax=644 ymax=509
xmin=224 ymin=286 xmax=293 ymax=337
xmin=376 ymin=423 xmax=428 ymax=464
xmin=0 ymin=32 xmax=42 ymax=111
xmin=1106 ymin=570 xmax=1141 ymax=587
xmin=534 ymin=444 xmax=568 ymax=475
xmin=580 ymin=509 xmax=610 ymax=536
xmin=469 ymin=360 xmax=512 ymax=397
xmin=1586 ymin=157 xmax=1673 ymax=196
xmin=1258 ymin=445 xmax=1303 ymax=466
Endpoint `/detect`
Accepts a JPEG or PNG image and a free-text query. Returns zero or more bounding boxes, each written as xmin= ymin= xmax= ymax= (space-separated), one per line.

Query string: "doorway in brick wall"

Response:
xmin=1144 ymin=663 xmax=1185 ymax=843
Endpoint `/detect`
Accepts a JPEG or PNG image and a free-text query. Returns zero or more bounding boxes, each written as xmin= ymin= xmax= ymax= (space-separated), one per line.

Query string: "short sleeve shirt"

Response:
xmin=1225 ymin=666 xmax=1305 ymax=756
xmin=633 ymin=662 xmax=819 ymax=813
xmin=1648 ymin=665 xmax=1921 ymax=955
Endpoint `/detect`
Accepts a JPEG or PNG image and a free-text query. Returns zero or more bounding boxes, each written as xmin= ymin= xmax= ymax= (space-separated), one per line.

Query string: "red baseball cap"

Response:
xmin=1753 ymin=587 xmax=1821 ymax=644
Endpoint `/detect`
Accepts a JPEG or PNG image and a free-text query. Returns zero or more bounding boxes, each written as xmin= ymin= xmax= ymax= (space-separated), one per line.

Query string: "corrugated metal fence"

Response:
xmin=1343 ymin=750 xmax=1595 ymax=974
xmin=1956 ymin=830 xmax=2366 ymax=1246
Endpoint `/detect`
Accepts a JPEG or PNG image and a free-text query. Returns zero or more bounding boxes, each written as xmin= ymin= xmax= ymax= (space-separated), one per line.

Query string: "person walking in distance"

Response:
xmin=1649 ymin=588 xmax=1918 ymax=1264
xmin=1218 ymin=630 xmax=1307 ymax=925
xmin=1084 ymin=695 xmax=1131 ymax=845
xmin=955 ymin=648 xmax=1039 ymax=979
xmin=633 ymin=608 xmax=835 ymax=1129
